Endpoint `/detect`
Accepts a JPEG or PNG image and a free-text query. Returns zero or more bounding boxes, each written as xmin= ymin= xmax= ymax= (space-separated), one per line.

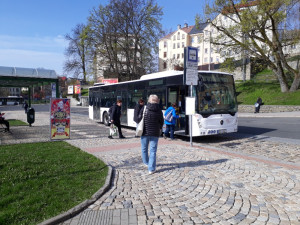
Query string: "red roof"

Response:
xmin=160 ymin=25 xmax=195 ymax=40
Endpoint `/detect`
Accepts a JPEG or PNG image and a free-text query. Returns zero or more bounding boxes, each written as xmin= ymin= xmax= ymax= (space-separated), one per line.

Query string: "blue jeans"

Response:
xmin=141 ymin=136 xmax=159 ymax=172
xmin=165 ymin=124 xmax=175 ymax=139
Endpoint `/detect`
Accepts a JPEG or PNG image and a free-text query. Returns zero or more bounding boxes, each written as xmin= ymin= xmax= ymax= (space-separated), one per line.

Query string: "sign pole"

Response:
xmin=189 ymin=85 xmax=193 ymax=147
xmin=184 ymin=46 xmax=198 ymax=147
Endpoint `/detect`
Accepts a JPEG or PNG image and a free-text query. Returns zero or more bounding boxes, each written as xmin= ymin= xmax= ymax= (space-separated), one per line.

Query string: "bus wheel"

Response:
xmin=103 ymin=112 xmax=110 ymax=126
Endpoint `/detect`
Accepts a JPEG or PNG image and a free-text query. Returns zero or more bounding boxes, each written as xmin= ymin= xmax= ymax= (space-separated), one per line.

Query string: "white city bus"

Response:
xmin=0 ymin=96 xmax=23 ymax=105
xmin=89 ymin=70 xmax=238 ymax=136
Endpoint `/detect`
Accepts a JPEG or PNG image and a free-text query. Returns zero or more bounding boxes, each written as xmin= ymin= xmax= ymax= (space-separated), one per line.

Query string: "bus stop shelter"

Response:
xmin=0 ymin=66 xmax=59 ymax=107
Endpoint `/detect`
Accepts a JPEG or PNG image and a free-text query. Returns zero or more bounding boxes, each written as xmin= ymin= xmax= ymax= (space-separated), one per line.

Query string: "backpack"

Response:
xmin=164 ymin=109 xmax=174 ymax=122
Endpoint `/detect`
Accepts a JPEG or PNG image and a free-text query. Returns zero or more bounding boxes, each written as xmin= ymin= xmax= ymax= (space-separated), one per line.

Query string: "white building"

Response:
xmin=159 ymin=22 xmax=223 ymax=72
xmin=159 ymin=1 xmax=299 ymax=75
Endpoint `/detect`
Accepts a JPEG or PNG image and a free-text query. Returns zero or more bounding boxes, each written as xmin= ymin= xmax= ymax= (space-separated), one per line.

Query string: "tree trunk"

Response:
xmin=290 ymin=71 xmax=300 ymax=92
xmin=276 ymin=69 xmax=289 ymax=92
xmin=274 ymin=58 xmax=289 ymax=92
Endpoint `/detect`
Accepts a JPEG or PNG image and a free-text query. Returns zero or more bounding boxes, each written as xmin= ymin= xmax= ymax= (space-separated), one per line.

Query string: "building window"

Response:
xmin=205 ymin=48 xmax=208 ymax=54
xmin=177 ymin=54 xmax=180 ymax=59
xmin=173 ymin=54 xmax=175 ymax=59
xmin=211 ymin=57 xmax=213 ymax=63
xmin=163 ymin=52 xmax=167 ymax=58
xmin=182 ymin=42 xmax=184 ymax=48
xmin=177 ymin=43 xmax=180 ymax=48
xmin=163 ymin=62 xmax=167 ymax=69
xmin=216 ymin=57 xmax=219 ymax=63
xmin=182 ymin=53 xmax=184 ymax=58
xmin=173 ymin=43 xmax=175 ymax=49
xmin=204 ymin=57 xmax=208 ymax=63
xmin=177 ymin=32 xmax=180 ymax=40
xmin=164 ymin=41 xmax=167 ymax=48
xmin=182 ymin=34 xmax=185 ymax=39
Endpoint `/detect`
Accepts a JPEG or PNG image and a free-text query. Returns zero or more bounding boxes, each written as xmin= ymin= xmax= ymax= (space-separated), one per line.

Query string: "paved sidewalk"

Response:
xmin=1 ymin=106 xmax=300 ymax=225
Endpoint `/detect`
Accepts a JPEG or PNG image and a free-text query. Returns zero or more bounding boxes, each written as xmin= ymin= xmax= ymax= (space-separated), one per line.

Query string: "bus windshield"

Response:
xmin=196 ymin=73 xmax=238 ymax=115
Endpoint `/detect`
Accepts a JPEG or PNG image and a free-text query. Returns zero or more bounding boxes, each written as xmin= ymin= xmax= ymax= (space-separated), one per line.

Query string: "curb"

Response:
xmin=38 ymin=164 xmax=113 ymax=225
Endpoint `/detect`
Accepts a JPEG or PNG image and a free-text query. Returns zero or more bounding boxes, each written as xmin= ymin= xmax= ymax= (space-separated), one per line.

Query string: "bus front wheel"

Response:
xmin=103 ymin=112 xmax=110 ymax=126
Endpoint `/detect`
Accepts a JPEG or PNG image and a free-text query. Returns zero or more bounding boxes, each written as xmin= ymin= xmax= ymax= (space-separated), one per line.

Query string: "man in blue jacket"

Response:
xmin=163 ymin=103 xmax=179 ymax=140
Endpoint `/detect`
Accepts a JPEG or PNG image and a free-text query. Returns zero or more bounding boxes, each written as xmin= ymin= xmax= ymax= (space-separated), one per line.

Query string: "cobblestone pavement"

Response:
xmin=63 ymin=136 xmax=300 ymax=225
xmin=1 ymin=106 xmax=300 ymax=224
xmin=195 ymin=133 xmax=300 ymax=165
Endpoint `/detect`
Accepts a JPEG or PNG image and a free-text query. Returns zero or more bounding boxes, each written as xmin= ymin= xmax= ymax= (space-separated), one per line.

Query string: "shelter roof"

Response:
xmin=0 ymin=66 xmax=58 ymax=87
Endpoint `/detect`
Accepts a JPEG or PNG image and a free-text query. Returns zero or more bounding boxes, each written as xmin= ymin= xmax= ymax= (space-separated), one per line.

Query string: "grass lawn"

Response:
xmin=0 ymin=141 xmax=108 ymax=225
xmin=81 ymin=88 xmax=88 ymax=96
xmin=7 ymin=119 xmax=28 ymax=126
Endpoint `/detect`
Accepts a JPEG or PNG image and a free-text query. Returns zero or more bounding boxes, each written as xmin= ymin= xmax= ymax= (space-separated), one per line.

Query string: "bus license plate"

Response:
xmin=218 ymin=129 xmax=226 ymax=134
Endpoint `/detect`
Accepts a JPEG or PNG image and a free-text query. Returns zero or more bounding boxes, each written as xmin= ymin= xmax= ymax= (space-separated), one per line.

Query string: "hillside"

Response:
xmin=236 ymin=69 xmax=300 ymax=105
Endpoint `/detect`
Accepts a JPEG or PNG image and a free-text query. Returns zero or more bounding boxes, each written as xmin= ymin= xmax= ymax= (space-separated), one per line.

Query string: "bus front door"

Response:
xmin=93 ymin=93 xmax=100 ymax=121
xmin=167 ymin=86 xmax=186 ymax=131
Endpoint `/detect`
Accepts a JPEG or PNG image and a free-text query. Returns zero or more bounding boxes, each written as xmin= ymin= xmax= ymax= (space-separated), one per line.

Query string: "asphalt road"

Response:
xmin=238 ymin=117 xmax=300 ymax=140
xmin=2 ymin=104 xmax=299 ymax=141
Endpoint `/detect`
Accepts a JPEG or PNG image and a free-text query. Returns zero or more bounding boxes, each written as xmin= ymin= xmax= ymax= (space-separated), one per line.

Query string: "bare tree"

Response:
xmin=199 ymin=0 xmax=300 ymax=92
xmin=64 ymin=24 xmax=93 ymax=82
xmin=88 ymin=0 xmax=163 ymax=81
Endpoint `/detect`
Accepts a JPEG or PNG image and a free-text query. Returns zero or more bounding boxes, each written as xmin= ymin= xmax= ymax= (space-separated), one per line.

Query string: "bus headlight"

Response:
xmin=198 ymin=121 xmax=202 ymax=128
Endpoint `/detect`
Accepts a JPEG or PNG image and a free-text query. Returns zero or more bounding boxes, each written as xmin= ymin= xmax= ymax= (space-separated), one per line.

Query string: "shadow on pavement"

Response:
xmin=237 ymin=126 xmax=276 ymax=136
xmin=114 ymin=155 xmax=229 ymax=173
xmin=157 ymin=158 xmax=229 ymax=173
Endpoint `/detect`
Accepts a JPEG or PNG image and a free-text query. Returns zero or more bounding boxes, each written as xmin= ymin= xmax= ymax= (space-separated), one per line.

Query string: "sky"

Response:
xmin=0 ymin=0 xmax=205 ymax=76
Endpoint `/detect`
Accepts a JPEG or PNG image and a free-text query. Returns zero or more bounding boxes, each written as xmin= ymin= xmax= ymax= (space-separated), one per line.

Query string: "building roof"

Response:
xmin=189 ymin=22 xmax=209 ymax=35
xmin=160 ymin=31 xmax=176 ymax=40
xmin=180 ymin=25 xmax=195 ymax=34
xmin=160 ymin=22 xmax=209 ymax=40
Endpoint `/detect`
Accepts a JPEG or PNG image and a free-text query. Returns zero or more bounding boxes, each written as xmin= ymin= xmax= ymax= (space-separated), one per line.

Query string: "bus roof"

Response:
xmin=140 ymin=70 xmax=183 ymax=80
xmin=90 ymin=70 xmax=233 ymax=88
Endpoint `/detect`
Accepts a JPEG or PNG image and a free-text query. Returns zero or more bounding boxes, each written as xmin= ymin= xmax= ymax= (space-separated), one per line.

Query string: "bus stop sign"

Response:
xmin=184 ymin=47 xmax=198 ymax=85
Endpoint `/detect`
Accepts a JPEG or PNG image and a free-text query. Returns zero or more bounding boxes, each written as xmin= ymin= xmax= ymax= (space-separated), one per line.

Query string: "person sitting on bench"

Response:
xmin=0 ymin=112 xmax=10 ymax=132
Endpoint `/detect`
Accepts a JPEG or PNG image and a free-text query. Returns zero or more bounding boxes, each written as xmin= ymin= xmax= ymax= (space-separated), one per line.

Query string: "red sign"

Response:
xmin=103 ymin=79 xmax=118 ymax=84
xmin=74 ymin=85 xmax=81 ymax=94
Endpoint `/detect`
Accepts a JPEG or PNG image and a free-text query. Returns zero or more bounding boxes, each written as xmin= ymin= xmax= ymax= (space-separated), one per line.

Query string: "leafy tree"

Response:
xmin=88 ymin=0 xmax=163 ymax=81
xmin=198 ymin=0 xmax=300 ymax=92
xmin=220 ymin=57 xmax=236 ymax=73
xmin=64 ymin=24 xmax=93 ymax=82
